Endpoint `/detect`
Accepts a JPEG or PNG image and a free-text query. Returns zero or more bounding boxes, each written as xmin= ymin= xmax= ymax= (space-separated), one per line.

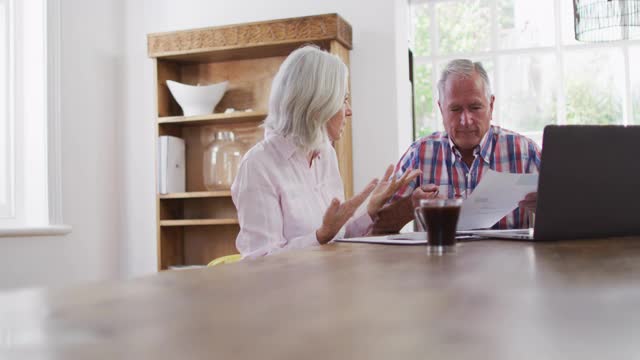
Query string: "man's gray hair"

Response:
xmin=264 ymin=45 xmax=348 ymax=152
xmin=437 ymin=59 xmax=492 ymax=103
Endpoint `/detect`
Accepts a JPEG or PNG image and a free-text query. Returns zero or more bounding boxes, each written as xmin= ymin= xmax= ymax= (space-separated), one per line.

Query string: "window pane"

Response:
xmin=437 ymin=0 xmax=490 ymax=55
xmin=498 ymin=54 xmax=557 ymax=140
xmin=631 ymin=46 xmax=640 ymax=124
xmin=411 ymin=4 xmax=431 ymax=57
xmin=0 ymin=0 xmax=12 ymax=218
xmin=498 ymin=0 xmax=555 ymax=49
xmin=564 ymin=49 xmax=624 ymax=125
xmin=414 ymin=63 xmax=436 ymax=138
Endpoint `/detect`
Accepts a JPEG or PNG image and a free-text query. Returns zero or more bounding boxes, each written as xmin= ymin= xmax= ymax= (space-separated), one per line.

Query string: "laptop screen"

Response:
xmin=534 ymin=125 xmax=640 ymax=240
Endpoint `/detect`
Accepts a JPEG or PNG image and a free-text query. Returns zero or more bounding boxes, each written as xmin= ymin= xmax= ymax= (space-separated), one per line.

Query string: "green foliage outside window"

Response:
xmin=412 ymin=6 xmax=430 ymax=57
xmin=413 ymin=64 xmax=435 ymax=138
xmin=436 ymin=1 xmax=490 ymax=55
xmin=566 ymin=80 xmax=622 ymax=125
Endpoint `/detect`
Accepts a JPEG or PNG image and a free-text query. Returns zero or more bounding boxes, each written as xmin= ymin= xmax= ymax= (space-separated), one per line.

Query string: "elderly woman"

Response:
xmin=231 ymin=46 xmax=418 ymax=257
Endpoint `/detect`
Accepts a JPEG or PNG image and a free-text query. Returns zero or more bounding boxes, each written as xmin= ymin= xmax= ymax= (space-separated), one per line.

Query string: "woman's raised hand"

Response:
xmin=367 ymin=165 xmax=421 ymax=218
xmin=316 ymin=179 xmax=378 ymax=244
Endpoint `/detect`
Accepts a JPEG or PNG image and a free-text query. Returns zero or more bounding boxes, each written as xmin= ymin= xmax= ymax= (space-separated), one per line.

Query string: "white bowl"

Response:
xmin=166 ymin=80 xmax=228 ymax=117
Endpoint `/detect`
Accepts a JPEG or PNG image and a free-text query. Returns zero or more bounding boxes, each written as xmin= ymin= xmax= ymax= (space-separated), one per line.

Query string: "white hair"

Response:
xmin=437 ymin=59 xmax=492 ymax=103
xmin=264 ymin=45 xmax=348 ymax=152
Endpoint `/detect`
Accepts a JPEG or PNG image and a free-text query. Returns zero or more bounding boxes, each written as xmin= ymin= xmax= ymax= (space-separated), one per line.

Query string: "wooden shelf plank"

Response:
xmin=152 ymin=42 xmax=328 ymax=64
xmin=160 ymin=219 xmax=239 ymax=227
xmin=159 ymin=191 xmax=231 ymax=199
xmin=147 ymin=14 xmax=352 ymax=61
xmin=158 ymin=111 xmax=266 ymax=126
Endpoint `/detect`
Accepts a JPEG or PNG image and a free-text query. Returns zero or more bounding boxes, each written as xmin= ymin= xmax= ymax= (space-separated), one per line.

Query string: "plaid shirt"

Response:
xmin=393 ymin=125 xmax=541 ymax=229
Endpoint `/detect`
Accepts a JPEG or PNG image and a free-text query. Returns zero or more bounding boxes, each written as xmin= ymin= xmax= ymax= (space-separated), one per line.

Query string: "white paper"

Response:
xmin=335 ymin=232 xmax=483 ymax=245
xmin=168 ymin=265 xmax=206 ymax=270
xmin=457 ymin=169 xmax=538 ymax=230
xmin=335 ymin=233 xmax=428 ymax=245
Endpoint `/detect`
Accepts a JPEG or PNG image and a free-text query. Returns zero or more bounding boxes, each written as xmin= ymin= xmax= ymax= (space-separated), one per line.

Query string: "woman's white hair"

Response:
xmin=264 ymin=45 xmax=348 ymax=152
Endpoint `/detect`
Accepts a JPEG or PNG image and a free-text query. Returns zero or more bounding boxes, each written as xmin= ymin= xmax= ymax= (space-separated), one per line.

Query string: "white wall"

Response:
xmin=119 ymin=1 xmax=166 ymax=277
xmin=120 ymin=0 xmax=413 ymax=278
xmin=0 ymin=0 xmax=124 ymax=290
xmin=0 ymin=0 xmax=413 ymax=288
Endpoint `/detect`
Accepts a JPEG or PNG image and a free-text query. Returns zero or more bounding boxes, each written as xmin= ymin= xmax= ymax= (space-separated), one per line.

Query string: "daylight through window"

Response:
xmin=410 ymin=0 xmax=640 ymax=145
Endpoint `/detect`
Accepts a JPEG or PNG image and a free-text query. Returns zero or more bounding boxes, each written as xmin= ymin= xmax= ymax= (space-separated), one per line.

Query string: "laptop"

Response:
xmin=469 ymin=125 xmax=640 ymax=241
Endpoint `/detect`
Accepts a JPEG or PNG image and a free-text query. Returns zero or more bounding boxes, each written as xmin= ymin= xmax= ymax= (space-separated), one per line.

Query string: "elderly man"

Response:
xmin=372 ymin=59 xmax=540 ymax=233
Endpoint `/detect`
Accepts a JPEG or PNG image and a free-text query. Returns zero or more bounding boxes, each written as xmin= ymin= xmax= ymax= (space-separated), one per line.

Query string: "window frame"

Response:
xmin=0 ymin=0 xmax=70 ymax=236
xmin=410 ymin=0 xmax=640 ymax=141
xmin=0 ymin=0 xmax=15 ymax=220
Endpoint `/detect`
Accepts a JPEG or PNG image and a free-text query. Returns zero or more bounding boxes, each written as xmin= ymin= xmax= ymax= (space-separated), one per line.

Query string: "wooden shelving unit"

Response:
xmin=159 ymin=191 xmax=231 ymax=199
xmin=157 ymin=111 xmax=267 ymax=126
xmin=148 ymin=14 xmax=353 ymax=270
xmin=160 ymin=219 xmax=239 ymax=227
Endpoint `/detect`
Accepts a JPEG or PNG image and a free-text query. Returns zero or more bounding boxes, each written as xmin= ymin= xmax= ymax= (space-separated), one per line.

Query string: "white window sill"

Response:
xmin=0 ymin=224 xmax=72 ymax=237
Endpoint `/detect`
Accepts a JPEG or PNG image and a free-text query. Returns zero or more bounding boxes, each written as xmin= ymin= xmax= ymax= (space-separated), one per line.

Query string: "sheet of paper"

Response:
xmin=335 ymin=234 xmax=428 ymax=245
xmin=334 ymin=232 xmax=482 ymax=245
xmin=457 ymin=169 xmax=538 ymax=230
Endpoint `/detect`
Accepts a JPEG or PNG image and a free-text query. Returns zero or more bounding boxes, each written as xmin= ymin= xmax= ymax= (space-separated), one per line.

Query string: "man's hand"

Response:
xmin=316 ymin=179 xmax=378 ymax=244
xmin=369 ymin=183 xmax=443 ymax=235
xmin=367 ymin=165 xmax=421 ymax=218
xmin=410 ymin=184 xmax=442 ymax=208
xmin=518 ymin=192 xmax=537 ymax=212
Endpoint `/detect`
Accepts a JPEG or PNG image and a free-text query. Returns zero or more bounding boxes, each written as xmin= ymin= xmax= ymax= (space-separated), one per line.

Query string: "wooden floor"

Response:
xmin=2 ymin=237 xmax=640 ymax=359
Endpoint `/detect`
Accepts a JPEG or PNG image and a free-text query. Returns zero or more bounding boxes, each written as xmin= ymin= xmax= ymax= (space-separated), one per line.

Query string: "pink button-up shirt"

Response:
xmin=231 ymin=132 xmax=372 ymax=257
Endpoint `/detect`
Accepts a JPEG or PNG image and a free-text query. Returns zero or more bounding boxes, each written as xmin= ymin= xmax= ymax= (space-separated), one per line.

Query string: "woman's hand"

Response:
xmin=316 ymin=179 xmax=378 ymax=244
xmin=367 ymin=165 xmax=421 ymax=219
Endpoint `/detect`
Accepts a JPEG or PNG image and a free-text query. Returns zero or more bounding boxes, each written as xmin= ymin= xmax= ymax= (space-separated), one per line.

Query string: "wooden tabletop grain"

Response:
xmin=2 ymin=237 xmax=640 ymax=359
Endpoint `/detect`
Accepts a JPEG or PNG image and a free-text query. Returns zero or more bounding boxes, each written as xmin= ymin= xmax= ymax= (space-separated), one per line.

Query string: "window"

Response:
xmin=0 ymin=0 xmax=14 ymax=219
xmin=410 ymin=0 xmax=640 ymax=145
xmin=0 ymin=0 xmax=67 ymax=234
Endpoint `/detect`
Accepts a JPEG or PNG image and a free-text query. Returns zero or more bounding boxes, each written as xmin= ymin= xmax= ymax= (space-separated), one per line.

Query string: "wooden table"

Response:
xmin=2 ymin=237 xmax=640 ymax=359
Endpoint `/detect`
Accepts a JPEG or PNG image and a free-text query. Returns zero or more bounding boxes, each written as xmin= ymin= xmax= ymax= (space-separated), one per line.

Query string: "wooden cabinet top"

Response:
xmin=3 ymin=237 xmax=640 ymax=359
xmin=147 ymin=13 xmax=352 ymax=62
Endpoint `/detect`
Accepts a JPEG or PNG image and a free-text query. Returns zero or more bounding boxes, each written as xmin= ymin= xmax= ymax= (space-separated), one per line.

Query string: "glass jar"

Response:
xmin=203 ymin=130 xmax=246 ymax=190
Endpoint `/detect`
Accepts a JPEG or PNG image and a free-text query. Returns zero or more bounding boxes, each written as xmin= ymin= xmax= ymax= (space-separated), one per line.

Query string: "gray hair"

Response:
xmin=437 ymin=59 xmax=492 ymax=103
xmin=264 ymin=45 xmax=348 ymax=152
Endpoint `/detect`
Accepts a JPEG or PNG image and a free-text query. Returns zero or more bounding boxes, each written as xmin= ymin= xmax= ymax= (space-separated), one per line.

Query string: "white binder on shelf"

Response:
xmin=158 ymin=135 xmax=185 ymax=194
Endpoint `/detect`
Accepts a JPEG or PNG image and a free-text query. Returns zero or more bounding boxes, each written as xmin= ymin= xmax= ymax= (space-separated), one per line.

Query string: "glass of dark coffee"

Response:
xmin=414 ymin=198 xmax=463 ymax=255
